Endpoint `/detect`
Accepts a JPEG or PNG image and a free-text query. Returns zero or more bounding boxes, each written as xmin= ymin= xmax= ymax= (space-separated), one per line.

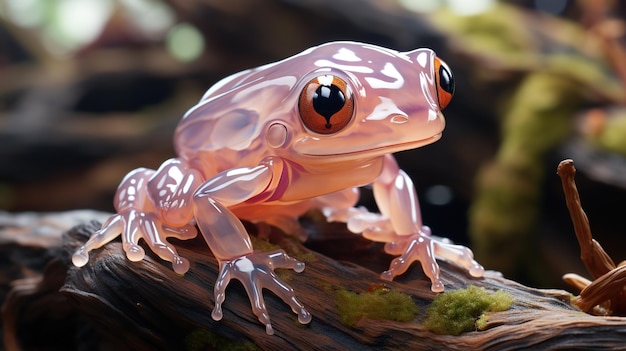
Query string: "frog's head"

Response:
xmin=174 ymin=42 xmax=453 ymax=165
xmin=281 ymin=42 xmax=453 ymax=162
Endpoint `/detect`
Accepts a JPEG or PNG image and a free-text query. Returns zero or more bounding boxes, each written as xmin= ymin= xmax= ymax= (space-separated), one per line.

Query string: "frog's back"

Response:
xmin=172 ymin=59 xmax=304 ymax=164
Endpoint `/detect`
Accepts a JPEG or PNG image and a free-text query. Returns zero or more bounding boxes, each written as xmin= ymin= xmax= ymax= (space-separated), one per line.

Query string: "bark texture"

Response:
xmin=2 ymin=211 xmax=626 ymax=350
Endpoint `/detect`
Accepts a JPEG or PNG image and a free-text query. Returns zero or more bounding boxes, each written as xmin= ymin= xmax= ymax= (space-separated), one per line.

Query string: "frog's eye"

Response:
xmin=298 ymin=75 xmax=354 ymax=134
xmin=434 ymin=57 xmax=454 ymax=110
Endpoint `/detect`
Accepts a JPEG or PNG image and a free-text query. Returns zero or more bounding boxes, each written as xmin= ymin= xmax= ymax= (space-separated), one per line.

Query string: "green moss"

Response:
xmin=249 ymin=235 xmax=281 ymax=252
xmin=475 ymin=313 xmax=490 ymax=330
xmin=185 ymin=329 xmax=258 ymax=351
xmin=423 ymin=286 xmax=512 ymax=335
xmin=249 ymin=233 xmax=316 ymax=263
xmin=336 ymin=288 xmax=419 ymax=327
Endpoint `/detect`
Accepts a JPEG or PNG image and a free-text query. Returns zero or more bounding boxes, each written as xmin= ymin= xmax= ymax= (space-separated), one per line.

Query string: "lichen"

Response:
xmin=423 ymin=285 xmax=512 ymax=335
xmin=185 ymin=329 xmax=258 ymax=351
xmin=335 ymin=287 xmax=419 ymax=327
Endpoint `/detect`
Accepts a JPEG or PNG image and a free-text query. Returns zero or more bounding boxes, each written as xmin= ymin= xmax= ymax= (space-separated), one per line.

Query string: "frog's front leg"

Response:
xmin=192 ymin=159 xmax=311 ymax=335
xmin=371 ymin=155 xmax=484 ymax=292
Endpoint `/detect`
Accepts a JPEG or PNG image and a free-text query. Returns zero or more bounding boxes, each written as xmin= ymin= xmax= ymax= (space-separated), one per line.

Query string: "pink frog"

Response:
xmin=72 ymin=41 xmax=484 ymax=335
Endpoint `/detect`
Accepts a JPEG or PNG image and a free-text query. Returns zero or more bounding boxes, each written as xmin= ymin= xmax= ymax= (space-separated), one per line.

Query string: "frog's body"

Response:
xmin=73 ymin=41 xmax=483 ymax=335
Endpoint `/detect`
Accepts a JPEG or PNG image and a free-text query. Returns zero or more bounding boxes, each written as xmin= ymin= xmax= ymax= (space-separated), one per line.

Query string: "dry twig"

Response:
xmin=557 ymin=159 xmax=626 ymax=315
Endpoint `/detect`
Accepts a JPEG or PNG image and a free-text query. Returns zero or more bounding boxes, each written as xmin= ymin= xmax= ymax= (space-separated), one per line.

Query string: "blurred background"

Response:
xmin=1 ymin=0 xmax=625 ymax=289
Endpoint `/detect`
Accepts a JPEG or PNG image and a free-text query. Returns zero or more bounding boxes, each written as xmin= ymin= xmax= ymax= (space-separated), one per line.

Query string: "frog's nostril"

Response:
xmin=391 ymin=115 xmax=409 ymax=124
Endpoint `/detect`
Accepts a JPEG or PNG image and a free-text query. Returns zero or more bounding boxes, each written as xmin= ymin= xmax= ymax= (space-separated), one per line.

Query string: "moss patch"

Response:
xmin=336 ymin=288 xmax=419 ymax=327
xmin=423 ymin=286 xmax=512 ymax=335
xmin=249 ymin=233 xmax=317 ymax=263
xmin=249 ymin=235 xmax=282 ymax=252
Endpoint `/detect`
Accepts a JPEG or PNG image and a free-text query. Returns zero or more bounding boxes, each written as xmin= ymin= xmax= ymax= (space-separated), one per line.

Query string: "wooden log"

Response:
xmin=0 ymin=211 xmax=111 ymax=350
xmin=3 ymin=212 xmax=626 ymax=350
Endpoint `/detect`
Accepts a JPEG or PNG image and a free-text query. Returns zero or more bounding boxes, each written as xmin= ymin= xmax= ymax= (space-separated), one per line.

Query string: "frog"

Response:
xmin=72 ymin=41 xmax=484 ymax=335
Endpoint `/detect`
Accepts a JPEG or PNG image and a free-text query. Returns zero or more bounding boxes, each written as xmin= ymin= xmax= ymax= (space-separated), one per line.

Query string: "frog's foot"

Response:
xmin=72 ymin=210 xmax=197 ymax=274
xmin=211 ymin=250 xmax=311 ymax=335
xmin=381 ymin=229 xmax=484 ymax=292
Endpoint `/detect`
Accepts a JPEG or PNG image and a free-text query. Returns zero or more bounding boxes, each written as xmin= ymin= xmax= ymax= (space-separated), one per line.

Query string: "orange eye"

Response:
xmin=298 ymin=75 xmax=354 ymax=134
xmin=434 ymin=57 xmax=454 ymax=110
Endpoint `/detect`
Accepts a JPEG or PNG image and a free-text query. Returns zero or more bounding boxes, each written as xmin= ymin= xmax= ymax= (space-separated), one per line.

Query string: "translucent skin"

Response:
xmin=72 ymin=41 xmax=484 ymax=334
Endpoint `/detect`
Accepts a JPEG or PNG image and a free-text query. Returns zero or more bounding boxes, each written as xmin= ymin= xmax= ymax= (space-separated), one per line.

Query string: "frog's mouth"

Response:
xmin=299 ymin=133 xmax=442 ymax=159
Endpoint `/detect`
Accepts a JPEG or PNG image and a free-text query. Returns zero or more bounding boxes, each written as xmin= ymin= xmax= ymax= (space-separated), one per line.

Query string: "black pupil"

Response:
xmin=438 ymin=65 xmax=455 ymax=95
xmin=313 ymin=84 xmax=345 ymax=129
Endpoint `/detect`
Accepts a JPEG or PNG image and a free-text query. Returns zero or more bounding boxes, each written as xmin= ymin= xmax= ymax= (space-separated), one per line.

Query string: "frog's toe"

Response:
xmin=238 ymin=271 xmax=275 ymax=335
xmin=432 ymin=240 xmax=485 ymax=278
xmin=381 ymin=255 xmax=413 ymax=281
xmin=142 ymin=235 xmax=191 ymax=273
xmin=211 ymin=305 xmax=223 ymax=321
xmin=72 ymin=247 xmax=90 ymax=267
xmin=172 ymin=255 xmax=190 ymax=274
xmin=212 ymin=263 xmax=232 ymax=322
xmin=382 ymin=233 xmax=445 ymax=292
xmin=155 ymin=246 xmax=190 ymax=274
xmin=298 ymin=307 xmax=312 ymax=324
xmin=123 ymin=243 xmax=146 ymax=261
xmin=267 ymin=250 xmax=305 ymax=272
xmin=430 ymin=279 xmax=445 ymax=293
xmin=72 ymin=214 xmax=124 ymax=268
xmin=470 ymin=264 xmax=485 ymax=277
xmin=294 ymin=261 xmax=305 ymax=273
xmin=280 ymin=291 xmax=311 ymax=325
xmin=252 ymin=306 xmax=274 ymax=335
